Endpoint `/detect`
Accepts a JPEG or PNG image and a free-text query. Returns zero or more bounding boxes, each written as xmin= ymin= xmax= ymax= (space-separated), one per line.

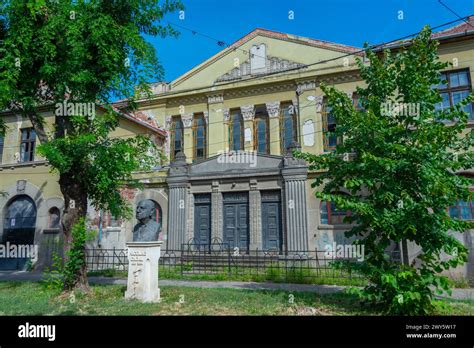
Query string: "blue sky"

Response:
xmin=149 ymin=0 xmax=474 ymax=82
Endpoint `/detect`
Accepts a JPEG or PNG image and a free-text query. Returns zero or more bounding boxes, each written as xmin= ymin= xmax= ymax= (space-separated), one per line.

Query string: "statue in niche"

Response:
xmin=133 ymin=200 xmax=161 ymax=241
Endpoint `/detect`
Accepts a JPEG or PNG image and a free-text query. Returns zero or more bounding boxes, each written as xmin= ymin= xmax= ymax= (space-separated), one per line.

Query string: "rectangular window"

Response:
xmin=171 ymin=116 xmax=184 ymax=160
xmin=322 ymin=95 xmax=362 ymax=152
xmin=352 ymin=93 xmax=365 ymax=111
xmin=20 ymin=128 xmax=36 ymax=162
xmin=322 ymin=103 xmax=339 ymax=152
xmin=229 ymin=109 xmax=244 ymax=152
xmin=435 ymin=69 xmax=473 ymax=120
xmin=280 ymin=102 xmax=297 ymax=154
xmin=0 ymin=136 xmax=4 ymax=163
xmin=193 ymin=113 xmax=207 ymax=162
xmin=254 ymin=107 xmax=269 ymax=154
xmin=449 ymin=199 xmax=474 ymax=221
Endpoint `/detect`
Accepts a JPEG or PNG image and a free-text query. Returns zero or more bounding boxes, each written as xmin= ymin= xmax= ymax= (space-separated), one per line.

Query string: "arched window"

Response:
xmin=193 ymin=113 xmax=207 ymax=161
xmin=3 ymin=195 xmax=37 ymax=244
xmin=229 ymin=110 xmax=244 ymax=151
xmin=320 ymin=198 xmax=352 ymax=225
xmin=170 ymin=116 xmax=184 ymax=160
xmin=281 ymin=102 xmax=297 ymax=153
xmin=48 ymin=207 xmax=61 ymax=229
xmin=254 ymin=107 xmax=269 ymax=154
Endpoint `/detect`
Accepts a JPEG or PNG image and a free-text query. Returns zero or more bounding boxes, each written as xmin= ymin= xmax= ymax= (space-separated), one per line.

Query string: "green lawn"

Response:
xmin=0 ymin=281 xmax=472 ymax=316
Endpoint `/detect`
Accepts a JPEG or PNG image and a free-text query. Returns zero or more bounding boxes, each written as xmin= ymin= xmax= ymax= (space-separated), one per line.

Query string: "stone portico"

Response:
xmin=166 ymin=145 xmax=309 ymax=253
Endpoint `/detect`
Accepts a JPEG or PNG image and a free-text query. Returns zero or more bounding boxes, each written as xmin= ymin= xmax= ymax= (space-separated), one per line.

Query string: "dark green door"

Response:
xmin=194 ymin=194 xmax=211 ymax=250
xmin=261 ymin=191 xmax=282 ymax=251
xmin=223 ymin=193 xmax=249 ymax=251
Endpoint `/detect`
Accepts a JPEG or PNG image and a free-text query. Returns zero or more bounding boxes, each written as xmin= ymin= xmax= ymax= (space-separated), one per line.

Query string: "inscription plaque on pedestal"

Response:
xmin=124 ymin=241 xmax=163 ymax=303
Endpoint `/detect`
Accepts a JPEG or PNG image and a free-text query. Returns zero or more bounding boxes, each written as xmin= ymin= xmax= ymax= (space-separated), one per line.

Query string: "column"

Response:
xmin=266 ymin=101 xmax=281 ymax=155
xmin=185 ymin=189 xmax=194 ymax=243
xmin=207 ymin=94 xmax=226 ymax=157
xmin=211 ymin=180 xmax=223 ymax=242
xmin=167 ymin=153 xmax=189 ymax=251
xmin=282 ymin=143 xmax=309 ymax=252
xmin=249 ymin=179 xmax=262 ymax=250
xmin=241 ymin=105 xmax=255 ymax=152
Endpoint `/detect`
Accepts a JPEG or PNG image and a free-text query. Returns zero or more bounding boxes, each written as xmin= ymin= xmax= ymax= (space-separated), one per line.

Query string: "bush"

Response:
xmin=43 ymin=218 xmax=96 ymax=292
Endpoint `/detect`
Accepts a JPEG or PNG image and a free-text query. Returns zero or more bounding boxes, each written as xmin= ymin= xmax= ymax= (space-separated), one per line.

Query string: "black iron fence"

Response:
xmin=85 ymin=247 xmax=128 ymax=271
xmin=85 ymin=240 xmax=401 ymax=284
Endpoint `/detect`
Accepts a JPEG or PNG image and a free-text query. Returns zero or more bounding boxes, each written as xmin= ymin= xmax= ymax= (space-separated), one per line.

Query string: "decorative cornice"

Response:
xmin=225 ymin=82 xmax=294 ymax=99
xmin=167 ymin=96 xmax=207 ymax=107
xmin=240 ymin=105 xmax=255 ymax=121
xmin=319 ymin=71 xmax=360 ymax=85
xmin=265 ymin=101 xmax=280 ymax=118
xmin=207 ymin=94 xmax=224 ymax=104
xmin=181 ymin=113 xmax=193 ymax=128
xmin=296 ymin=80 xmax=316 ymax=94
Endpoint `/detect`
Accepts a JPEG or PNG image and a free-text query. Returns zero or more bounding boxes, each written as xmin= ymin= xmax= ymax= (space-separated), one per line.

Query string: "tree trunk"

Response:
xmin=59 ymin=172 xmax=90 ymax=291
xmin=24 ymin=109 xmax=90 ymax=291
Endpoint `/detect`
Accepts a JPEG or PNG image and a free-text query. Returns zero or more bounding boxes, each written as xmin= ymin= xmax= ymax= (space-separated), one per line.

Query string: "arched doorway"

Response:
xmin=1 ymin=195 xmax=37 ymax=270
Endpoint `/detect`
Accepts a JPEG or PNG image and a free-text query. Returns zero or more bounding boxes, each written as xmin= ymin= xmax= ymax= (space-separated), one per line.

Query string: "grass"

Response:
xmin=0 ymin=281 xmax=472 ymax=316
xmin=87 ymin=265 xmax=367 ymax=287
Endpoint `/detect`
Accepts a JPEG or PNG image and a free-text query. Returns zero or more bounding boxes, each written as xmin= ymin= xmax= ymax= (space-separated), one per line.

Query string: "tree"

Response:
xmin=0 ymin=0 xmax=183 ymax=291
xmin=297 ymin=27 xmax=474 ymax=315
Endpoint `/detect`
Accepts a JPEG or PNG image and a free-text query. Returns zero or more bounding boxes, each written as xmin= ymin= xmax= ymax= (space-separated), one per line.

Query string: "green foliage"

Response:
xmin=0 ymin=0 xmax=182 ymax=289
xmin=0 ymin=0 xmax=184 ymax=111
xmin=37 ymin=115 xmax=162 ymax=218
xmin=297 ymin=27 xmax=473 ymax=315
xmin=43 ymin=218 xmax=96 ymax=291
xmin=42 ymin=253 xmax=66 ymax=293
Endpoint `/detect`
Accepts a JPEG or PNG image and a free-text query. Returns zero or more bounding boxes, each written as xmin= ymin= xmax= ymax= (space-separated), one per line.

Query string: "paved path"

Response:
xmin=1 ymin=271 xmax=473 ymax=299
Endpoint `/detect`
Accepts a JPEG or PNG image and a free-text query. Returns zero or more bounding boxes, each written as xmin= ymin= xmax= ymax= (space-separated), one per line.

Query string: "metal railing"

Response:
xmin=85 ymin=247 xmax=128 ymax=271
xmin=84 ymin=240 xmax=400 ymax=283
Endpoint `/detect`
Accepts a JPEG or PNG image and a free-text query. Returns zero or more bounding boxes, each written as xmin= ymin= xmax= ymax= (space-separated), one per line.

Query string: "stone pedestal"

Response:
xmin=125 ymin=241 xmax=163 ymax=303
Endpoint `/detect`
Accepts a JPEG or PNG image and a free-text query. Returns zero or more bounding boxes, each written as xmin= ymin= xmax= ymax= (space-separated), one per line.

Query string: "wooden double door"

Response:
xmin=194 ymin=191 xmax=282 ymax=252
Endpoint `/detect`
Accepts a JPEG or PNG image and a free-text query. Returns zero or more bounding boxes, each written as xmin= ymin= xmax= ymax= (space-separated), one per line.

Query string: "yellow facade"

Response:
xmin=1 ymin=23 xmax=473 ymax=281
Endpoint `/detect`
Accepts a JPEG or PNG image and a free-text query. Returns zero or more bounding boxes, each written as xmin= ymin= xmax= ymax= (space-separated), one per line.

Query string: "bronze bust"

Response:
xmin=133 ymin=200 xmax=161 ymax=241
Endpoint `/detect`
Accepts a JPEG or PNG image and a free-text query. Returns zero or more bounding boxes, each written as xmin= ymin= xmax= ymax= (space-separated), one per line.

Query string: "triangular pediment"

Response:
xmin=170 ymin=28 xmax=360 ymax=91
